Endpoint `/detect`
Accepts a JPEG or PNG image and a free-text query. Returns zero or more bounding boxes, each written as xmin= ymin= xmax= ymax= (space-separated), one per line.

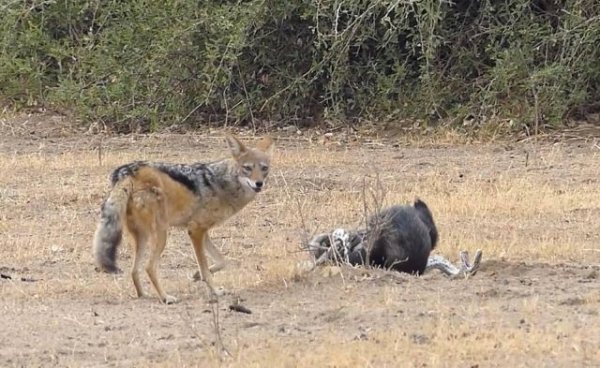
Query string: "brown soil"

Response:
xmin=0 ymin=115 xmax=599 ymax=367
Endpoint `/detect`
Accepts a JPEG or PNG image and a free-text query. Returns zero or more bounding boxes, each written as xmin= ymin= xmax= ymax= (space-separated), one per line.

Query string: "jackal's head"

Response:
xmin=226 ymin=134 xmax=274 ymax=194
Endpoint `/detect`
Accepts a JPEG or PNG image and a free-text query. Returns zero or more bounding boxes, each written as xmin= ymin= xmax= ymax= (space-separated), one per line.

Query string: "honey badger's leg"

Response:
xmin=309 ymin=233 xmax=336 ymax=266
xmin=460 ymin=249 xmax=483 ymax=276
xmin=307 ymin=229 xmax=365 ymax=267
xmin=425 ymin=255 xmax=461 ymax=276
xmin=425 ymin=249 xmax=483 ymax=278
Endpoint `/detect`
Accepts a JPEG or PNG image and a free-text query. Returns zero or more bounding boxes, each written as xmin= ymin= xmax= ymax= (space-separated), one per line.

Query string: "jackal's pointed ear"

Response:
xmin=225 ymin=134 xmax=247 ymax=158
xmin=256 ymin=136 xmax=274 ymax=156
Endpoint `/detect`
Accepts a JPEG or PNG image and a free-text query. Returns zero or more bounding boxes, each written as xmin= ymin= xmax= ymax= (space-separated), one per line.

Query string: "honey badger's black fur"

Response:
xmin=312 ymin=199 xmax=438 ymax=275
xmin=367 ymin=199 xmax=438 ymax=275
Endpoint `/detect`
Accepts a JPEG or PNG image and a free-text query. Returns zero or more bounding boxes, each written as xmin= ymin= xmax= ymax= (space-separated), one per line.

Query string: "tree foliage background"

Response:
xmin=1 ymin=0 xmax=599 ymax=131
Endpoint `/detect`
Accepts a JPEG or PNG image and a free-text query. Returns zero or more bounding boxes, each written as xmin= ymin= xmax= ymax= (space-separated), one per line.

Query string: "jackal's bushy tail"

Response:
xmin=93 ymin=178 xmax=132 ymax=273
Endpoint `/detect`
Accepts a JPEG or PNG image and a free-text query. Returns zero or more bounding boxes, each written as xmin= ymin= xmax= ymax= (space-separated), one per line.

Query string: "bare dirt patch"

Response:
xmin=1 ymin=119 xmax=599 ymax=367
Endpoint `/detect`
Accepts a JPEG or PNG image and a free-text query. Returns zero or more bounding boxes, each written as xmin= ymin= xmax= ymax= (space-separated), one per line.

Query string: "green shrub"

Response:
xmin=1 ymin=0 xmax=598 ymax=131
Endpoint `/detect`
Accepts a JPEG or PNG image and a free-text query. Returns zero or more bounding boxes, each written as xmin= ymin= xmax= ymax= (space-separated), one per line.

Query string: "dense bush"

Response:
xmin=1 ymin=0 xmax=599 ymax=131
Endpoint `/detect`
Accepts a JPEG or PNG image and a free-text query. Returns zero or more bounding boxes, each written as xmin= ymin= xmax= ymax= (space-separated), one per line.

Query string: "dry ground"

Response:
xmin=1 ymin=115 xmax=599 ymax=367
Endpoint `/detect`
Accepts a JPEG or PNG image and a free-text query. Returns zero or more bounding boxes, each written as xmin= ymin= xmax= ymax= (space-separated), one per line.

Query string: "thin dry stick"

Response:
xmin=361 ymin=173 xmax=388 ymax=267
xmin=329 ymin=235 xmax=347 ymax=286
xmin=283 ymin=174 xmax=315 ymax=256
xmin=223 ymin=87 xmax=230 ymax=128
xmin=237 ymin=65 xmax=256 ymax=133
xmin=295 ymin=196 xmax=311 ymax=251
xmin=209 ymin=297 xmax=232 ymax=360
xmin=532 ymin=85 xmax=540 ymax=139
xmin=258 ymin=2 xmax=379 ymax=115
xmin=278 ymin=170 xmax=293 ymax=201
xmin=97 ymin=134 xmax=103 ymax=166
xmin=180 ymin=41 xmax=232 ymax=125
xmin=180 ymin=309 xmax=205 ymax=340
xmin=294 ymin=197 xmax=309 ymax=248
xmin=361 ymin=176 xmax=371 ymax=265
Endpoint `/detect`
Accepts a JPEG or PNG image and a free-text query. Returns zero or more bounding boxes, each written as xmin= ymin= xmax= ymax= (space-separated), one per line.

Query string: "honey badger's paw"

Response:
xmin=426 ymin=249 xmax=484 ymax=279
xmin=459 ymin=249 xmax=483 ymax=277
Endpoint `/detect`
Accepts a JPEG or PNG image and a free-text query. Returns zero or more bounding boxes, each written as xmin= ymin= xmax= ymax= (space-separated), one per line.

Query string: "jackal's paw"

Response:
xmin=95 ymin=265 xmax=123 ymax=274
xmin=209 ymin=261 xmax=227 ymax=274
xmin=162 ymin=295 xmax=179 ymax=305
xmin=206 ymin=287 xmax=228 ymax=304
xmin=192 ymin=269 xmax=218 ymax=281
xmin=214 ymin=286 xmax=228 ymax=296
xmin=192 ymin=265 xmax=229 ymax=281
xmin=207 ymin=292 xmax=219 ymax=304
xmin=191 ymin=271 xmax=202 ymax=281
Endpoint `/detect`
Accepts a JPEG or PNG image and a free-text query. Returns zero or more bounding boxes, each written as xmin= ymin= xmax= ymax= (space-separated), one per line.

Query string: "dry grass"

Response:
xmin=0 ymin=125 xmax=599 ymax=367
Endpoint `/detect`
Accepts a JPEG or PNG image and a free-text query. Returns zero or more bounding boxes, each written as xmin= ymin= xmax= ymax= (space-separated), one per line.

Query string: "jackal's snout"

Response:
xmin=244 ymin=178 xmax=264 ymax=192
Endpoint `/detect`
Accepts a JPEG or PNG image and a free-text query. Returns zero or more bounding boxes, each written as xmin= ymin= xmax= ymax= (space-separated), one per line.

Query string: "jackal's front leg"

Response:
xmin=204 ymin=233 xmax=227 ymax=273
xmin=191 ymin=233 xmax=227 ymax=281
xmin=188 ymin=226 xmax=218 ymax=303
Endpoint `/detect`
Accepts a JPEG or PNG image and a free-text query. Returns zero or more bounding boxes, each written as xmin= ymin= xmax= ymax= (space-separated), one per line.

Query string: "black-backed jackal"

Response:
xmin=93 ymin=135 xmax=274 ymax=304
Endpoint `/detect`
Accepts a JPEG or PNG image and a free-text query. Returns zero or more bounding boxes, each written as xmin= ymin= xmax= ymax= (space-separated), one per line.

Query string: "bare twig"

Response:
xmin=98 ymin=134 xmax=103 ymax=166
xmin=532 ymin=85 xmax=540 ymax=139
xmin=209 ymin=297 xmax=232 ymax=360
xmin=237 ymin=65 xmax=256 ymax=133
xmin=180 ymin=309 xmax=209 ymax=348
xmin=180 ymin=41 xmax=232 ymax=125
xmin=229 ymin=298 xmax=252 ymax=314
xmin=361 ymin=173 xmax=388 ymax=264
xmin=295 ymin=196 xmax=311 ymax=251
xmin=361 ymin=176 xmax=371 ymax=264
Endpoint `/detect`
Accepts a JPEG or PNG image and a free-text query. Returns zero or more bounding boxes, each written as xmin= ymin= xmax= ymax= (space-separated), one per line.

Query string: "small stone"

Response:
xmin=585 ymin=269 xmax=598 ymax=279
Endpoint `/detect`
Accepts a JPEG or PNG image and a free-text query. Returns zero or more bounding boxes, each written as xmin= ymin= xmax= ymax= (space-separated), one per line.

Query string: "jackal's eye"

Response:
xmin=242 ymin=164 xmax=253 ymax=173
xmin=260 ymin=164 xmax=269 ymax=172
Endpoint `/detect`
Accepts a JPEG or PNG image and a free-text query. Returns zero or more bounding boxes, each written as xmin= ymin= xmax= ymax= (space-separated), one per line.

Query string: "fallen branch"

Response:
xmin=229 ymin=299 xmax=252 ymax=314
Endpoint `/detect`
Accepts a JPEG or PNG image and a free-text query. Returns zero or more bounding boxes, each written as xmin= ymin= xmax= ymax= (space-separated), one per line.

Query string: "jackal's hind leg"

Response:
xmin=146 ymin=229 xmax=178 ymax=304
xmin=129 ymin=230 xmax=148 ymax=298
